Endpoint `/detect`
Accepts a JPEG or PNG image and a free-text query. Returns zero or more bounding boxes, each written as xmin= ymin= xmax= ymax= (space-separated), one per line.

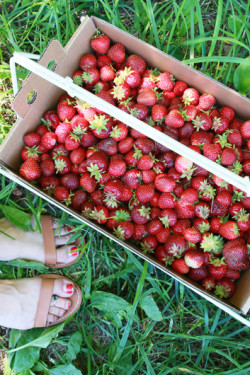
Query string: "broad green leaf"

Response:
xmin=139 ymin=293 xmax=163 ymax=321
xmin=0 ymin=204 xmax=31 ymax=231
xmin=7 ymin=324 xmax=65 ymax=353
xmin=9 ymin=330 xmax=22 ymax=348
xmin=5 ymin=259 xmax=48 ymax=271
xmin=46 ymin=364 xmax=82 ymax=375
xmin=233 ymin=57 xmax=250 ymax=95
xmin=64 ymin=331 xmax=82 ymax=362
xmin=11 ymin=346 xmax=41 ymax=373
xmin=109 ymin=340 xmax=133 ymax=375
xmin=90 ymin=291 xmax=131 ymax=313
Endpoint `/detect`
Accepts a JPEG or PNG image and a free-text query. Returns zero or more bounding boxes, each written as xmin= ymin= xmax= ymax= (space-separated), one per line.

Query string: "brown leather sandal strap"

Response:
xmin=41 ymin=215 xmax=57 ymax=266
xmin=34 ymin=278 xmax=54 ymax=327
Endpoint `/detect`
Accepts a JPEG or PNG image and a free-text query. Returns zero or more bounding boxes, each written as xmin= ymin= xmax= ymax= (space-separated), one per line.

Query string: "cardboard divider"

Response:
xmin=0 ymin=16 xmax=249 ymax=319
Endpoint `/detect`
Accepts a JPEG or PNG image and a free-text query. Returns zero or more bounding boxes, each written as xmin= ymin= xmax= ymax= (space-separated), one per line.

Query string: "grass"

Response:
xmin=0 ymin=0 xmax=250 ymax=374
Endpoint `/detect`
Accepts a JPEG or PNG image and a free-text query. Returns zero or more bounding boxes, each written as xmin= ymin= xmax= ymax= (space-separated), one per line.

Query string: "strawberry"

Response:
xmin=135 ymin=138 xmax=155 ymax=154
xmin=172 ymin=258 xmax=189 ymax=274
xmin=192 ymin=113 xmax=212 ymax=131
xmin=114 ymin=221 xmax=134 ymax=240
xmin=136 ymin=184 xmax=155 ymax=203
xmin=80 ymin=172 xmax=97 ymax=193
xmin=132 ymin=223 xmax=147 ymax=241
xmin=111 ymin=83 xmax=130 ymax=101
xmin=35 ymin=124 xmax=49 ymax=137
xmin=197 ymin=93 xmax=216 ymax=110
xmin=21 ymin=146 xmax=40 ymax=162
xmin=146 ymin=219 xmax=163 ymax=235
xmin=219 ymin=221 xmax=239 ymax=240
xmin=89 ymin=205 xmax=109 ymax=224
xmin=159 ymin=208 xmax=177 ymax=227
xmin=70 ymin=147 xmax=85 ymax=165
xmin=203 ymin=143 xmax=221 ymax=162
xmin=175 ymin=156 xmax=195 ymax=179
xmin=155 ymin=245 xmax=171 ymax=264
xmin=73 ymin=70 xmax=83 ymax=86
xmin=222 ymin=238 xmax=249 ymax=270
xmin=183 ymin=227 xmax=201 ymax=243
xmin=200 ymin=232 xmax=224 ymax=255
xmin=108 ymin=159 xmax=127 ymax=177
xmin=180 ymin=188 xmax=198 ymax=203
xmin=182 ymin=88 xmax=199 ymax=106
xmin=179 ymin=122 xmax=194 ymax=138
xmin=201 ymin=277 xmax=216 ymax=291
xmin=91 ymin=34 xmax=110 ymax=54
xmin=214 ymin=278 xmax=235 ymax=299
xmin=110 ymin=123 xmax=128 ymax=141
xmin=240 ymin=120 xmax=250 ymax=138
xmin=53 ymin=186 xmax=70 ymax=202
xmin=215 ymin=191 xmax=232 ymax=207
xmin=137 ymin=88 xmax=157 ymax=106
xmin=124 ymin=69 xmax=141 ymax=87
xmin=212 ymin=116 xmax=229 ymax=134
xmin=154 ymin=173 xmax=176 ymax=193
xmin=71 ymin=190 xmax=88 ymax=211
xmin=79 ymin=54 xmax=97 ymax=70
xmin=99 ymin=65 xmax=115 ymax=82
xmin=188 ymin=265 xmax=208 ymax=281
xmin=54 ymin=155 xmax=71 ymax=175
xmin=57 ymin=100 xmax=76 ymax=121
xmin=104 ymin=179 xmax=123 ymax=200
xmin=122 ymin=168 xmax=141 ymax=189
xmin=81 ymin=131 xmax=97 ymax=148
xmin=43 ymin=110 xmax=60 ymax=130
xmin=225 ymin=269 xmax=240 ymax=279
xmin=55 ymin=122 xmax=72 ymax=143
xmin=40 ymin=158 xmax=55 ymax=177
xmin=165 ymin=109 xmax=184 ymax=128
xmin=172 ymin=219 xmax=191 ymax=235
xmin=156 ymin=72 xmax=174 ymax=91
xmin=89 ymin=114 xmax=113 ymax=138
xmin=142 ymin=169 xmax=156 ymax=184
xmin=156 ymin=227 xmax=171 ymax=243
xmin=130 ymin=103 xmax=148 ymax=120
xmin=220 ymin=106 xmax=235 ymax=122
xmin=40 ymin=176 xmax=60 ymax=190
xmin=82 ymin=67 xmax=99 ymax=85
xmin=221 ymin=148 xmax=237 ymax=166
xmin=173 ymin=81 xmax=188 ymax=96
xmin=60 ymin=173 xmax=79 ymax=191
xmin=20 ymin=158 xmax=41 ymax=181
xmin=125 ymin=55 xmax=146 ymax=76
xmin=151 ymin=104 xmax=167 ymax=122
xmin=211 ymin=200 xmax=229 ymax=217
xmin=158 ymin=192 xmax=177 ymax=209
xmin=208 ymin=258 xmax=227 ymax=280
xmin=141 ymin=235 xmax=158 ymax=252
xmin=107 ymin=43 xmax=125 ymax=63
xmin=227 ymin=129 xmax=242 ymax=147
xmin=165 ymin=234 xmax=186 ymax=258
xmin=184 ymin=250 xmax=204 ymax=268
xmin=131 ymin=205 xmax=151 ymax=224
xmin=64 ymin=133 xmax=80 ymax=151
xmin=190 ymin=131 xmax=211 ymax=146
xmin=24 ymin=133 xmax=41 ymax=147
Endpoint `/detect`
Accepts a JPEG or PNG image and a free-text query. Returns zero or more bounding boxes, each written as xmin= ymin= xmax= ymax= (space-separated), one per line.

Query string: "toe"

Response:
xmin=55 ymin=233 xmax=76 ymax=247
xmin=47 ymin=313 xmax=57 ymax=326
xmin=56 ymin=245 xmax=79 ymax=264
xmin=53 ymin=278 xmax=75 ymax=298
xmin=51 ymin=297 xmax=71 ymax=310
xmin=48 ymin=306 xmax=66 ymax=317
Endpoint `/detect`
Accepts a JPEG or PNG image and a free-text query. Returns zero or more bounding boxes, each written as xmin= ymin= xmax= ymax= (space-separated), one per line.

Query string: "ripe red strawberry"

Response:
xmin=220 ymin=106 xmax=235 ymax=122
xmin=118 ymin=137 xmax=134 ymax=154
xmin=150 ymin=207 xmax=161 ymax=219
xmin=222 ymin=238 xmax=249 ymax=271
xmin=225 ymin=269 xmax=240 ymax=279
xmin=82 ymin=67 xmax=99 ymax=85
xmin=107 ymin=43 xmax=125 ymax=63
xmin=21 ymin=146 xmax=40 ymax=162
xmin=70 ymin=147 xmax=85 ymax=165
xmin=180 ymin=188 xmax=198 ymax=203
xmin=215 ymin=191 xmax=232 ymax=207
xmin=64 ymin=133 xmax=80 ymax=151
xmin=55 ymin=123 xmax=72 ymax=143
xmin=125 ymin=55 xmax=146 ymax=76
xmin=184 ymin=250 xmax=204 ymax=268
xmin=130 ymin=205 xmax=151 ymax=225
xmin=129 ymin=103 xmax=148 ymax=120
xmin=146 ymin=219 xmax=163 ymax=235
xmin=159 ymin=208 xmax=177 ymax=228
xmin=154 ymin=174 xmax=176 ymax=193
xmin=35 ymin=124 xmax=49 ymax=137
xmin=208 ymin=258 xmax=227 ymax=280
xmin=175 ymin=200 xmax=195 ymax=219
xmin=104 ymin=179 xmax=123 ymax=200
xmin=137 ymin=155 xmax=153 ymax=171
xmin=73 ymin=70 xmax=83 ymax=86
xmin=80 ymin=54 xmax=97 ymax=70
xmin=91 ymin=34 xmax=110 ymax=54
xmin=137 ymin=88 xmax=157 ymax=106
xmin=60 ymin=173 xmax=80 ymax=191
xmin=156 ymin=72 xmax=174 ymax=91
xmin=43 ymin=110 xmax=61 ymax=130
xmin=122 ymin=168 xmax=141 ymax=189
xmin=165 ymin=110 xmax=184 ymax=128
xmin=40 ymin=176 xmax=60 ymax=190
xmin=20 ymin=158 xmax=41 ymax=181
xmin=240 ymin=120 xmax=250 ymax=138
xmin=190 ymin=131 xmax=211 ymax=146
xmin=151 ymin=104 xmax=167 ymax=122
xmin=141 ymin=235 xmax=158 ymax=252
xmin=57 ymin=100 xmax=76 ymax=121
xmin=215 ymin=278 xmax=235 ymax=299
xmin=183 ymin=227 xmax=201 ymax=243
xmin=192 ymin=113 xmax=212 ymax=131
xmin=111 ymin=83 xmax=130 ymax=101
xmin=194 ymin=202 xmax=211 ymax=219
xmin=89 ymin=205 xmax=109 ymax=224
xmin=227 ymin=129 xmax=242 ymax=147
xmin=114 ymin=221 xmax=134 ymax=240
xmin=165 ymin=234 xmax=186 ymax=258
xmin=53 ymin=186 xmax=69 ymax=202
xmin=71 ymin=190 xmax=88 ymax=211
xmin=188 ymin=265 xmax=208 ymax=281
xmin=155 ymin=245 xmax=170 ymax=264
xmin=197 ymin=93 xmax=216 ymax=110
xmin=219 ymin=221 xmax=239 ymax=240
xmin=201 ymin=277 xmax=216 ymax=291
xmin=172 ymin=258 xmax=189 ymax=274
xmin=79 ymin=172 xmax=97 ymax=193
xmin=132 ymin=223 xmax=147 ymax=241
xmin=24 ymin=133 xmax=41 ymax=147
xmin=99 ymin=65 xmax=115 ymax=81
xmin=40 ymin=158 xmax=55 ymax=177
xmin=136 ymin=184 xmax=155 ymax=203
xmin=172 ymin=219 xmax=191 ymax=235
xmin=182 ymin=88 xmax=199 ymax=106
xmin=175 ymin=156 xmax=195 ymax=179
xmin=108 ymin=159 xmax=126 ymax=177
xmin=135 ymin=138 xmax=155 ymax=154
xmin=124 ymin=69 xmax=141 ymax=88
xmin=51 ymin=143 xmax=69 ymax=159
xmin=54 ymin=155 xmax=71 ymax=175
xmin=156 ymin=227 xmax=171 ymax=243
xmin=221 ymin=148 xmax=237 ymax=166
xmin=94 ymin=80 xmax=110 ymax=93
xmin=110 ymin=123 xmax=128 ymax=141
xmin=173 ymin=81 xmax=188 ymax=96
xmin=158 ymin=192 xmax=177 ymax=209
xmin=203 ymin=143 xmax=221 ymax=162
xmin=212 ymin=116 xmax=229 ymax=134
xmin=142 ymin=169 xmax=156 ymax=184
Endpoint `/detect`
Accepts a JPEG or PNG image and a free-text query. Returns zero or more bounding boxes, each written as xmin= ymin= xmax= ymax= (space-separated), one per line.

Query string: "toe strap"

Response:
xmin=41 ymin=215 xmax=57 ymax=266
xmin=34 ymin=278 xmax=54 ymax=328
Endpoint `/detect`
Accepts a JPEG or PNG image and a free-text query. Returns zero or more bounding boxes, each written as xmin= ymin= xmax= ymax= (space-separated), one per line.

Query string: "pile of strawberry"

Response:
xmin=19 ymin=32 xmax=250 ymax=300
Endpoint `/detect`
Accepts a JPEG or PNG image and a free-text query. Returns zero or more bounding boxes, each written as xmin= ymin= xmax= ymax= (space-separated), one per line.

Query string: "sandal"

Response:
xmin=41 ymin=215 xmax=84 ymax=268
xmin=34 ymin=274 xmax=82 ymax=327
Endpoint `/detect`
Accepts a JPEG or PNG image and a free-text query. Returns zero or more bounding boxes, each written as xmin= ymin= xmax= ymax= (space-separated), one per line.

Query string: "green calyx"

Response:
xmin=55 ymin=158 xmax=66 ymax=173
xmin=209 ymin=256 xmax=225 ymax=266
xmin=111 ymin=209 xmax=130 ymax=223
xmin=168 ymin=244 xmax=185 ymax=258
xmin=82 ymin=71 xmax=94 ymax=84
xmin=200 ymin=233 xmax=224 ymax=253
xmin=73 ymin=75 xmax=83 ymax=86
xmin=89 ymin=115 xmax=108 ymax=134
xmin=138 ymin=206 xmax=151 ymax=219
xmin=159 ymin=215 xmax=170 ymax=228
xmin=87 ymin=163 xmax=103 ymax=182
xmin=110 ymin=125 xmax=122 ymax=139
xmin=214 ymin=285 xmax=231 ymax=299
xmin=103 ymin=192 xmax=119 ymax=209
xmin=113 ymin=226 xmax=125 ymax=241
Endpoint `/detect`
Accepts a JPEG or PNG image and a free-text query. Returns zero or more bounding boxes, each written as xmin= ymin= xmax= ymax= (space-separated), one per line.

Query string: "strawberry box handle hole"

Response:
xmin=47 ymin=59 xmax=57 ymax=71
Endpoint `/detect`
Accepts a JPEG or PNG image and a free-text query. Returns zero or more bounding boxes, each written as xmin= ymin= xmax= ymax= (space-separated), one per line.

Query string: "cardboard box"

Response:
xmin=0 ymin=16 xmax=249 ymax=319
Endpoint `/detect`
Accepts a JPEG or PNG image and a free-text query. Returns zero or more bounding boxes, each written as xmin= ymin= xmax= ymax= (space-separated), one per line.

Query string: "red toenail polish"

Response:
xmin=66 ymin=283 xmax=73 ymax=291
xmin=71 ymin=246 xmax=77 ymax=252
xmin=71 ymin=252 xmax=78 ymax=257
xmin=49 ymin=322 xmax=52 ymax=325
xmin=67 ymin=302 xmax=71 ymax=308
xmin=67 ymin=227 xmax=71 ymax=232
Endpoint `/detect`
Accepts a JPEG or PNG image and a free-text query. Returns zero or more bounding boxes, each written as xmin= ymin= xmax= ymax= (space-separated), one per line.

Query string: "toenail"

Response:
xmin=60 ymin=310 xmax=65 ymax=316
xmin=70 ymin=246 xmax=77 ymax=252
xmin=66 ymin=283 xmax=73 ymax=290
xmin=71 ymin=251 xmax=79 ymax=257
xmin=67 ymin=227 xmax=71 ymax=232
xmin=67 ymin=302 xmax=71 ymax=309
xmin=48 ymin=322 xmax=52 ymax=325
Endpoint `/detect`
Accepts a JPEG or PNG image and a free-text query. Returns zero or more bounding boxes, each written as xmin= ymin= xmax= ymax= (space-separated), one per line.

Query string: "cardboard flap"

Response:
xmin=12 ymin=40 xmax=66 ymax=119
xmin=229 ymin=268 xmax=250 ymax=314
